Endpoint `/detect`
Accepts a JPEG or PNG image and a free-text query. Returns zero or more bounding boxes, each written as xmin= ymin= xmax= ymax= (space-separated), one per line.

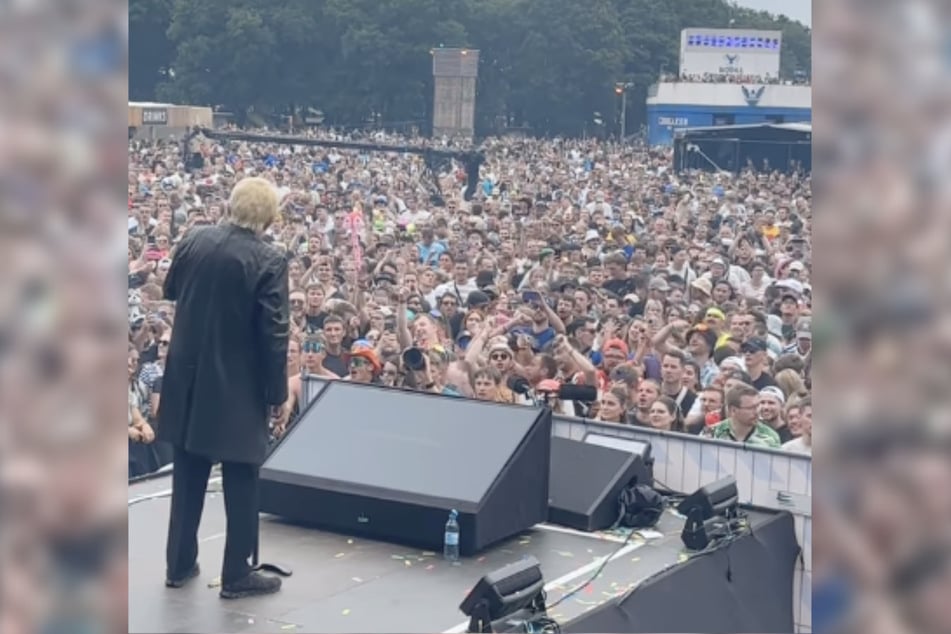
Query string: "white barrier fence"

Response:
xmin=300 ymin=377 xmax=812 ymax=633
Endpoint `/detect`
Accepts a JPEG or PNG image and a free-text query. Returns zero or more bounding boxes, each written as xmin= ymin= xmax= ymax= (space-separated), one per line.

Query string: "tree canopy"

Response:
xmin=129 ymin=0 xmax=811 ymax=136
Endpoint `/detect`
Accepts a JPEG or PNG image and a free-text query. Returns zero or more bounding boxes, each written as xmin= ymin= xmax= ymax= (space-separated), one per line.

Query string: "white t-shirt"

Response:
xmin=434 ymin=278 xmax=479 ymax=305
xmin=782 ymin=437 xmax=811 ymax=455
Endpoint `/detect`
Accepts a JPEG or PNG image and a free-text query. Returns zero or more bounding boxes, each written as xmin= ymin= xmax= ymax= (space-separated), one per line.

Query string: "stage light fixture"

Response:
xmin=678 ymin=476 xmax=739 ymax=551
xmin=459 ymin=556 xmax=547 ymax=633
xmin=676 ymin=476 xmax=738 ymax=520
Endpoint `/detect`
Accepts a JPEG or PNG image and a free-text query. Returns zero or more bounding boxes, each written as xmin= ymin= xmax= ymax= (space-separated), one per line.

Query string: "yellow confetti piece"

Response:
xmin=404 ymin=560 xmax=412 ymax=566
xmin=207 ymin=576 xmax=221 ymax=588
xmin=342 ymin=609 xmax=350 ymax=616
xmin=631 ymin=557 xmax=641 ymax=562
xmin=347 ymin=539 xmax=354 ymax=544
xmin=556 ymin=551 xmax=574 ymax=558
xmin=678 ymin=553 xmax=689 ymax=563
xmin=334 ymin=552 xmax=346 ymax=559
xmin=518 ymin=539 xmax=531 ymax=545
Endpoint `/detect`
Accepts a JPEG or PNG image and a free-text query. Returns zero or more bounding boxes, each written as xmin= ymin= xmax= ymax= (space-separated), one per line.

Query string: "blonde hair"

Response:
xmin=774 ymin=368 xmax=808 ymax=400
xmin=227 ymin=177 xmax=279 ymax=233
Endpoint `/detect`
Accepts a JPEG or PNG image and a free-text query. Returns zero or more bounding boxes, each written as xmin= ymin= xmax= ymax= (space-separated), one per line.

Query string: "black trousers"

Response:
xmin=165 ymin=446 xmax=258 ymax=584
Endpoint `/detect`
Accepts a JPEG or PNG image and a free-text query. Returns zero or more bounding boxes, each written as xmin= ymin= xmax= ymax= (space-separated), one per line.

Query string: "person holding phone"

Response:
xmin=512 ymin=290 xmax=565 ymax=352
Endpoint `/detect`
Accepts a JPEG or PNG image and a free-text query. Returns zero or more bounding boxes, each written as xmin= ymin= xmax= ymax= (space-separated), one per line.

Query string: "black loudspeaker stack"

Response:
xmin=260 ymin=382 xmax=551 ymax=556
xmin=547 ymin=437 xmax=653 ymax=532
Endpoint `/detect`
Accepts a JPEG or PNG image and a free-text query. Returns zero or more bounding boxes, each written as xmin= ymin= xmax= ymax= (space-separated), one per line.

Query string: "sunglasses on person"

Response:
xmin=349 ymin=357 xmax=370 ymax=368
xmin=303 ymin=341 xmax=323 ymax=353
xmin=490 ymin=352 xmax=511 ymax=361
xmin=290 ymin=299 xmax=305 ymax=307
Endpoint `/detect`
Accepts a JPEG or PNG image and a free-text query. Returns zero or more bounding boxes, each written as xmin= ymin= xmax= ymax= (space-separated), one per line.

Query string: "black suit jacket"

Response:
xmin=157 ymin=224 xmax=289 ymax=465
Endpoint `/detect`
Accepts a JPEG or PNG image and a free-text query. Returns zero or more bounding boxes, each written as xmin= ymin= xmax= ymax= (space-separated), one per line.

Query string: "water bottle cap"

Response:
xmin=450 ymin=509 xmax=458 ymax=517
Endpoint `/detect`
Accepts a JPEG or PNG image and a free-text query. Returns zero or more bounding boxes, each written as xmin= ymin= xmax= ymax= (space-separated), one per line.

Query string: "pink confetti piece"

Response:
xmin=425 ymin=564 xmax=435 ymax=571
xmin=477 ymin=556 xmax=486 ymax=562
xmin=583 ymin=584 xmax=593 ymax=594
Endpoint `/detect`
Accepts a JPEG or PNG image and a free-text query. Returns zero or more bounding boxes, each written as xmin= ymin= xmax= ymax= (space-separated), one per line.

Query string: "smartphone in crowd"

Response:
xmin=521 ymin=290 xmax=542 ymax=305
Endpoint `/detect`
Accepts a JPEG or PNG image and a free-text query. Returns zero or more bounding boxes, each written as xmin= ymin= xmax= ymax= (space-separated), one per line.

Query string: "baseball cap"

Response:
xmin=774 ymin=279 xmax=804 ymax=296
xmin=740 ymin=337 xmax=768 ymax=353
xmin=690 ymin=277 xmax=713 ymax=296
xmin=759 ymin=386 xmax=786 ymax=405
xmin=602 ymin=338 xmax=629 ymax=357
xmin=649 ymin=277 xmax=670 ymax=292
xmin=466 ymin=290 xmax=491 ymax=309
xmin=584 ymin=229 xmax=600 ymax=243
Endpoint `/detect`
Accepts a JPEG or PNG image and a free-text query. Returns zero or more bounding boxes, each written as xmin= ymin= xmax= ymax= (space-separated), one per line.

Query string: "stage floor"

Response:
xmin=129 ymin=474 xmax=690 ymax=633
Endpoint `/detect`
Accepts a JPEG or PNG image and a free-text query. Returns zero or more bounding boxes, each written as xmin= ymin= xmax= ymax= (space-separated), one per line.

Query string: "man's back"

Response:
xmin=158 ymin=223 xmax=289 ymax=464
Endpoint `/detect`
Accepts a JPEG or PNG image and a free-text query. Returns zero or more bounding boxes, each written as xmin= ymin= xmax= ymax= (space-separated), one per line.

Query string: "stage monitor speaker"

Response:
xmin=675 ymin=476 xmax=738 ymax=520
xmin=547 ymin=437 xmax=650 ymax=532
xmin=260 ymin=382 xmax=551 ymax=556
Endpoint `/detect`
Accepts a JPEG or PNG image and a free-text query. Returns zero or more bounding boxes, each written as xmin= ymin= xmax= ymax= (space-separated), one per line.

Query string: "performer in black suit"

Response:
xmin=158 ymin=177 xmax=290 ymax=598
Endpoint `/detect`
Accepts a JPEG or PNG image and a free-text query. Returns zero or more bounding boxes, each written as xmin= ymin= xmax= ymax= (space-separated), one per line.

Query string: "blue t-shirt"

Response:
xmin=512 ymin=326 xmax=556 ymax=352
xmin=417 ymin=241 xmax=446 ymax=266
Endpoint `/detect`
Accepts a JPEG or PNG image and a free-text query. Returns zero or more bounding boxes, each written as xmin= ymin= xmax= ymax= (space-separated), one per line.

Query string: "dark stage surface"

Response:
xmin=129 ymin=475 xmax=794 ymax=633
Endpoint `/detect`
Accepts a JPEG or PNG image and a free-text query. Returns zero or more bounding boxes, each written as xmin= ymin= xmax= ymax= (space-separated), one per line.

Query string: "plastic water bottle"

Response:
xmin=444 ymin=509 xmax=460 ymax=562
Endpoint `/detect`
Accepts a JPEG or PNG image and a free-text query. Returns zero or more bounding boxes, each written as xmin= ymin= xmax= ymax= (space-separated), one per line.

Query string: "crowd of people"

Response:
xmin=127 ymin=127 xmax=812 ymax=476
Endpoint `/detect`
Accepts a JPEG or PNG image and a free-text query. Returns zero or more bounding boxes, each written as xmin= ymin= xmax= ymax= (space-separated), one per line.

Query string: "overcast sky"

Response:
xmin=734 ymin=0 xmax=811 ymax=27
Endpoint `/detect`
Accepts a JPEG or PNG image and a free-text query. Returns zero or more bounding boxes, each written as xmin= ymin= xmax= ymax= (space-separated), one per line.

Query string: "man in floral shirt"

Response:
xmin=702 ymin=384 xmax=781 ymax=448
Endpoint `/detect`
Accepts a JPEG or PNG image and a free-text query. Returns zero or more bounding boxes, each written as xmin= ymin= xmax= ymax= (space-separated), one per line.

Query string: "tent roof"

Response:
xmin=680 ymin=122 xmax=810 ymax=134
xmin=675 ymin=122 xmax=811 ymax=142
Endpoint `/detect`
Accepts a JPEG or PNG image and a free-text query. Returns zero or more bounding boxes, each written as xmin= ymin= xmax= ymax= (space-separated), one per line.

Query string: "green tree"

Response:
xmin=129 ymin=0 xmax=174 ymax=101
xmin=137 ymin=0 xmax=810 ymax=135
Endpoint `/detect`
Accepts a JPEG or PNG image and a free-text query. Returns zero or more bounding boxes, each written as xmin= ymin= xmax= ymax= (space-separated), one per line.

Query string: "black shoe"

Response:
xmin=219 ymin=571 xmax=282 ymax=599
xmin=165 ymin=563 xmax=200 ymax=588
